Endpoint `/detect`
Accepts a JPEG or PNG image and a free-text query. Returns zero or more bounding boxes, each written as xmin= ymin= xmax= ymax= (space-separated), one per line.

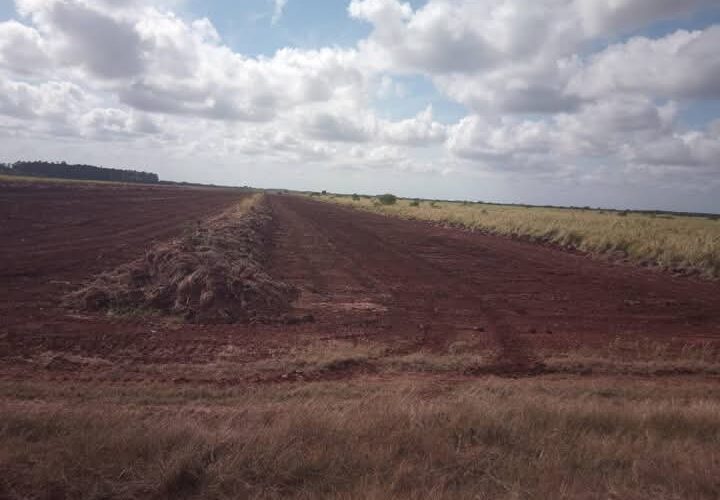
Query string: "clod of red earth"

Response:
xmin=65 ymin=196 xmax=297 ymax=323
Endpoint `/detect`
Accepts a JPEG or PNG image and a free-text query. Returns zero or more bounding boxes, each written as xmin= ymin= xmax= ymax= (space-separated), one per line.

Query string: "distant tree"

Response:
xmin=321 ymin=190 xmax=327 ymax=195
xmin=352 ymin=193 xmax=360 ymax=201
xmin=377 ymin=194 xmax=397 ymax=205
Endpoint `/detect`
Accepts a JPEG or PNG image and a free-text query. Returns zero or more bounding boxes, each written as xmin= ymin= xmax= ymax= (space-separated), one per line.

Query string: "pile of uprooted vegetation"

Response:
xmin=66 ymin=194 xmax=297 ymax=323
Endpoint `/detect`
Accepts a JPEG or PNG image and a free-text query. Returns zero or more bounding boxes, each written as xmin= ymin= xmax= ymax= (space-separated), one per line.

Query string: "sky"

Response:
xmin=1 ymin=1 xmax=720 ymax=212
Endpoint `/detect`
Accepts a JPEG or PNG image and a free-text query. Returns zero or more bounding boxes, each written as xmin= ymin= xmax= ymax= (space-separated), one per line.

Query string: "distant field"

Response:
xmin=316 ymin=194 xmax=720 ymax=278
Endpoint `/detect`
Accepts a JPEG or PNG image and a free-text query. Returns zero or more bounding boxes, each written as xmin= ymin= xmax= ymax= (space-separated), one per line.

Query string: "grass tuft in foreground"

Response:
xmin=1 ymin=378 xmax=720 ymax=499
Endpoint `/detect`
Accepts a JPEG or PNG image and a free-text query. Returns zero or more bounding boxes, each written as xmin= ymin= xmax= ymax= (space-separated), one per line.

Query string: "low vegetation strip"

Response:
xmin=66 ymin=194 xmax=297 ymax=323
xmin=1 ymin=379 xmax=719 ymax=499
xmin=317 ymin=194 xmax=720 ymax=278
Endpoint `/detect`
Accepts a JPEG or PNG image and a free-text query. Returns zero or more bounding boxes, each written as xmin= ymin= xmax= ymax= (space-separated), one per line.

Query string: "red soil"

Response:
xmin=268 ymin=196 xmax=720 ymax=372
xmin=2 ymin=185 xmax=720 ymax=383
xmin=1 ymin=182 xmax=245 ymax=328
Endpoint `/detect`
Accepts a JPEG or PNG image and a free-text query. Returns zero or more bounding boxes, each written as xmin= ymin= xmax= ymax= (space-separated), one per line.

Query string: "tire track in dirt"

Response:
xmin=269 ymin=196 xmax=544 ymax=374
xmin=268 ymin=195 xmax=720 ymax=375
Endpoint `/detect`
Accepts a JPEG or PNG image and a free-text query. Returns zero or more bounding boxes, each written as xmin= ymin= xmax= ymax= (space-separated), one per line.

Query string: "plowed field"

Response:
xmin=2 ymin=184 xmax=720 ymax=382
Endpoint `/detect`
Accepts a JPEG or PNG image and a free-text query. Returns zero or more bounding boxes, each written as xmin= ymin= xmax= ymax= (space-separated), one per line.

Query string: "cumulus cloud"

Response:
xmin=78 ymin=108 xmax=161 ymax=140
xmin=575 ymin=0 xmax=719 ymax=36
xmin=303 ymin=111 xmax=375 ymax=143
xmin=447 ymin=95 xmax=719 ymax=179
xmin=350 ymin=0 xmax=720 ymax=116
xmin=0 ymin=20 xmax=50 ymax=75
xmin=568 ymin=26 xmax=720 ymax=100
xmin=0 ymin=79 xmax=89 ymax=120
xmin=16 ymin=0 xmax=145 ymax=79
xmin=381 ymin=106 xmax=447 ymax=145
xmin=0 ymin=0 xmax=719 ymax=203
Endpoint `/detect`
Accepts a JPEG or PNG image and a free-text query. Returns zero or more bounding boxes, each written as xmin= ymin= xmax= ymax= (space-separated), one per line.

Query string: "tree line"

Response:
xmin=2 ymin=161 xmax=159 ymax=184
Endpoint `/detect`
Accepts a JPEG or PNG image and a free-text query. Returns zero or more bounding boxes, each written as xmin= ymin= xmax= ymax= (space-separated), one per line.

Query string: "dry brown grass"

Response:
xmin=18 ymin=337 xmax=720 ymax=385
xmin=158 ymin=337 xmax=720 ymax=382
xmin=318 ymin=195 xmax=720 ymax=278
xmin=5 ymin=333 xmax=719 ymax=498
xmin=542 ymin=337 xmax=720 ymax=376
xmin=1 ymin=378 xmax=719 ymax=499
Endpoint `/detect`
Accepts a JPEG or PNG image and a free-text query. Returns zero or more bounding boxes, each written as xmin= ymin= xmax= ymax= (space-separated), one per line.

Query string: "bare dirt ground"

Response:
xmin=268 ymin=195 xmax=720 ymax=374
xmin=0 ymin=183 xmax=247 ymax=379
xmin=2 ymin=187 xmax=720 ymax=384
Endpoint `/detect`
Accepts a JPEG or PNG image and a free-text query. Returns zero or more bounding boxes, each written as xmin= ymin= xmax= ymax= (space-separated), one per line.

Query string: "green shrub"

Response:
xmin=352 ymin=194 xmax=360 ymax=201
xmin=377 ymin=194 xmax=397 ymax=206
xmin=409 ymin=199 xmax=420 ymax=207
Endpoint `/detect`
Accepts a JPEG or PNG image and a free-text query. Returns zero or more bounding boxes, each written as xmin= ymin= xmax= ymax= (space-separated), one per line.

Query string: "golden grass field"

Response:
xmin=317 ymin=194 xmax=720 ymax=278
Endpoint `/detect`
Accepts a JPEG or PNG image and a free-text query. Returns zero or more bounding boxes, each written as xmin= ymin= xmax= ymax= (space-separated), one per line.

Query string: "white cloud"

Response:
xmin=568 ymin=26 xmax=720 ymax=100
xmin=0 ymin=0 xmax=719 ymax=207
xmin=381 ymin=106 xmax=447 ymax=145
xmin=271 ymin=0 xmax=288 ymax=25
xmin=303 ymin=111 xmax=375 ymax=143
xmin=0 ymin=20 xmax=50 ymax=75
xmin=0 ymin=79 xmax=89 ymax=120
xmin=350 ymin=0 xmax=720 ymax=115
xmin=575 ymin=0 xmax=718 ymax=37
xmin=447 ymin=95 xmax=720 ymax=180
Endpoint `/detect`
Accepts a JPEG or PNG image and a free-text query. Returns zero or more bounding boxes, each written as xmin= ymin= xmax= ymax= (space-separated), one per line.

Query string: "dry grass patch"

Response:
xmin=207 ymin=340 xmax=497 ymax=381
xmin=25 ymin=338 xmax=720 ymax=383
xmin=1 ymin=378 xmax=720 ymax=499
xmin=542 ymin=337 xmax=720 ymax=376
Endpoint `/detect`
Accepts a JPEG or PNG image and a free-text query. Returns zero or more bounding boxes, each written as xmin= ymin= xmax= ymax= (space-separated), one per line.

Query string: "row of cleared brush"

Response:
xmin=317 ymin=194 xmax=720 ymax=278
xmin=66 ymin=194 xmax=297 ymax=323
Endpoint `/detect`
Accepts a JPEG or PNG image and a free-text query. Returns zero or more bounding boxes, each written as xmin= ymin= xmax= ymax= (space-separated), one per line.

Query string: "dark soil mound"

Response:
xmin=66 ymin=196 xmax=297 ymax=323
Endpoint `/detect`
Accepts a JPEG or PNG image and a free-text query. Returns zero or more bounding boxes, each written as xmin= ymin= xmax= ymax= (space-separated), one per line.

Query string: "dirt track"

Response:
xmin=269 ymin=196 xmax=720 ymax=371
xmin=2 ymin=186 xmax=720 ymax=382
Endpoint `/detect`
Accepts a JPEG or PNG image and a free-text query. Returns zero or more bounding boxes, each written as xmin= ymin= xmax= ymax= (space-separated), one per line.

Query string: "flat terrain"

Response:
xmin=322 ymin=194 xmax=720 ymax=278
xmin=3 ymin=184 xmax=720 ymax=498
xmin=0 ymin=182 xmax=245 ymax=362
xmin=270 ymin=196 xmax=720 ymax=373
xmin=2 ymin=188 xmax=720 ymax=382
